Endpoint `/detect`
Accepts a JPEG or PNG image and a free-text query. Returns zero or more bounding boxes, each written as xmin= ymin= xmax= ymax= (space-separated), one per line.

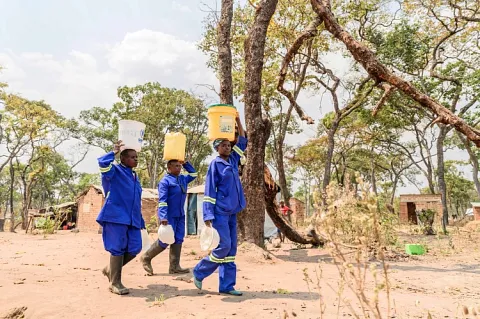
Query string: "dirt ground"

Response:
xmin=1 ymin=228 xmax=480 ymax=319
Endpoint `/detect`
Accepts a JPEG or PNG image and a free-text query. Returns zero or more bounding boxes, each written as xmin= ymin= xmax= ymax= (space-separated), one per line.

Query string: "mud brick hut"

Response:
xmin=76 ymin=185 xmax=159 ymax=233
xmin=289 ymin=198 xmax=306 ymax=227
xmin=399 ymin=194 xmax=443 ymax=225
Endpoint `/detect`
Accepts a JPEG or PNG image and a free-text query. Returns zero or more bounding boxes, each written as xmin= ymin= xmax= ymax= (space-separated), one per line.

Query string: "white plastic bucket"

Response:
xmin=141 ymin=229 xmax=152 ymax=252
xmin=157 ymin=224 xmax=175 ymax=245
xmin=118 ymin=120 xmax=146 ymax=152
xmin=200 ymin=226 xmax=220 ymax=251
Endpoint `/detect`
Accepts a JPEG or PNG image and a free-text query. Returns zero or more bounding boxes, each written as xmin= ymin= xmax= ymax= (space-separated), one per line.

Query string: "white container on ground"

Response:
xmin=158 ymin=224 xmax=175 ymax=245
xmin=141 ymin=229 xmax=152 ymax=252
xmin=118 ymin=120 xmax=146 ymax=152
xmin=200 ymin=226 xmax=220 ymax=251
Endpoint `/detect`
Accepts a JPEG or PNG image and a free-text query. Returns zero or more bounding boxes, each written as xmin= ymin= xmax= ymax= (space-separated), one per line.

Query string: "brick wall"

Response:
xmin=77 ymin=187 xmax=161 ymax=233
xmin=399 ymin=195 xmax=443 ymax=225
xmin=474 ymin=207 xmax=480 ymax=221
xmin=77 ymin=187 xmax=104 ymax=233
xmin=142 ymin=199 xmax=158 ymax=231
xmin=289 ymin=198 xmax=305 ymax=227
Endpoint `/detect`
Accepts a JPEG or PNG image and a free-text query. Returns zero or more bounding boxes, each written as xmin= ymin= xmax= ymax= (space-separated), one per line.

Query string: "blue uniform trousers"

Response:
xmin=193 ymin=213 xmax=237 ymax=293
xmin=158 ymin=215 xmax=185 ymax=248
xmin=102 ymin=222 xmax=142 ymax=256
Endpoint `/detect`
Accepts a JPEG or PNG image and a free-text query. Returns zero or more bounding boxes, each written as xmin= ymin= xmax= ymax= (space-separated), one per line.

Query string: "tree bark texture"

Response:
xmin=436 ymin=126 xmax=449 ymax=233
xmin=241 ymin=0 xmax=279 ymax=246
xmin=217 ymin=0 xmax=234 ymax=105
xmin=310 ymin=0 xmax=480 ymax=146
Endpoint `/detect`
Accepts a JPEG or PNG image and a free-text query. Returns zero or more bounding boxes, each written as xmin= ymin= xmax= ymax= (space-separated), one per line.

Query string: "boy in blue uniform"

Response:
xmin=97 ymin=140 xmax=146 ymax=295
xmin=193 ymin=114 xmax=246 ymax=296
xmin=140 ymin=159 xmax=197 ymax=275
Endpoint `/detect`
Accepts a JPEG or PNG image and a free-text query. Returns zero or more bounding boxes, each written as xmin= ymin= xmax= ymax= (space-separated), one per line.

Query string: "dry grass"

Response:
xmin=308 ymin=176 xmax=396 ymax=318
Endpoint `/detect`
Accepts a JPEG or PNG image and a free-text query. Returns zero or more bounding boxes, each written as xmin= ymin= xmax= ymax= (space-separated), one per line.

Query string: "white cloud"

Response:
xmin=0 ymin=29 xmax=217 ymax=173
xmin=0 ymin=29 xmax=216 ymax=119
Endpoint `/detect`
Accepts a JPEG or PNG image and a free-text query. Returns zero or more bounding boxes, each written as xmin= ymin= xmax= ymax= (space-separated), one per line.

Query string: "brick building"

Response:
xmin=470 ymin=202 xmax=480 ymax=221
xmin=76 ymin=185 xmax=159 ymax=233
xmin=289 ymin=197 xmax=306 ymax=227
xmin=399 ymin=194 xmax=442 ymax=225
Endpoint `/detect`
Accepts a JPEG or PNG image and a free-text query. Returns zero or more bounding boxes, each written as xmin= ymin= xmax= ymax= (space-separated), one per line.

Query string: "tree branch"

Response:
xmin=310 ymin=0 xmax=480 ymax=146
xmin=372 ymin=83 xmax=394 ymax=117
xmin=277 ymin=17 xmax=322 ymax=125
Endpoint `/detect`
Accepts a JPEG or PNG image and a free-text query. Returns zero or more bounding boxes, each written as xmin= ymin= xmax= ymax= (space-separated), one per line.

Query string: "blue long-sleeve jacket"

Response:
xmin=157 ymin=162 xmax=197 ymax=220
xmin=96 ymin=152 xmax=145 ymax=229
xmin=203 ymin=136 xmax=247 ymax=221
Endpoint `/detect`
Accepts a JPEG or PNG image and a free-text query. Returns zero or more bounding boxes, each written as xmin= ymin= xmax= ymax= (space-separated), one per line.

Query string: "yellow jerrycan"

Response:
xmin=207 ymin=104 xmax=237 ymax=141
xmin=163 ymin=132 xmax=186 ymax=161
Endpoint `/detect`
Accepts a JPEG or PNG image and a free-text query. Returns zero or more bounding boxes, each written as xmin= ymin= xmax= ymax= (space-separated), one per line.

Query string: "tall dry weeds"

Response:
xmin=311 ymin=175 xmax=396 ymax=318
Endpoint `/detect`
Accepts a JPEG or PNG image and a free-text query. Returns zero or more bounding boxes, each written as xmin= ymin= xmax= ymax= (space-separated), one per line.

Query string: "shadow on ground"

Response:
xmin=273 ymin=248 xmax=333 ymax=264
xmin=126 ymin=281 xmax=319 ymax=303
xmin=389 ymin=263 xmax=480 ymax=275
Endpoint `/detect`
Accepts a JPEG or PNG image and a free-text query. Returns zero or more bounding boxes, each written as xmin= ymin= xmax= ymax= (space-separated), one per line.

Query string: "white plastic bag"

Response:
xmin=141 ymin=229 xmax=152 ymax=251
xmin=200 ymin=226 xmax=220 ymax=251
xmin=158 ymin=224 xmax=175 ymax=245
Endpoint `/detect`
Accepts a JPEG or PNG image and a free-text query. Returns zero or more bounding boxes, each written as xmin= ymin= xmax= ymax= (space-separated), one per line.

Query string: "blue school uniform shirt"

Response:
xmin=157 ymin=162 xmax=198 ymax=220
xmin=203 ymin=136 xmax=247 ymax=221
xmin=96 ymin=151 xmax=145 ymax=229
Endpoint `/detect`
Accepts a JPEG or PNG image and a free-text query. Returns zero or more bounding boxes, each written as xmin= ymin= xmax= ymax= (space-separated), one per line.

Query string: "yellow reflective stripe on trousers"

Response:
xmin=209 ymin=254 xmax=236 ymax=263
xmin=203 ymin=196 xmax=216 ymax=204
xmin=99 ymin=163 xmax=112 ymax=173
xmin=158 ymin=202 xmax=168 ymax=207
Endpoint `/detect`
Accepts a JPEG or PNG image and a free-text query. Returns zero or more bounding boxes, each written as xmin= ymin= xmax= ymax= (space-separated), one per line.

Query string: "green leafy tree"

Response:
xmin=79 ymin=83 xmax=211 ymax=188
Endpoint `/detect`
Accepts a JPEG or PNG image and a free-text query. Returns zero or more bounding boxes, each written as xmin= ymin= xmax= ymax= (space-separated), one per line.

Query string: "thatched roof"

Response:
xmin=40 ymin=201 xmax=77 ymax=214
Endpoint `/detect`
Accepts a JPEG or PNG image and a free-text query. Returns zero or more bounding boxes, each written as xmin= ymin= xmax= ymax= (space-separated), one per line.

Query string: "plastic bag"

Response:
xmin=141 ymin=229 xmax=152 ymax=251
xmin=158 ymin=224 xmax=175 ymax=245
xmin=199 ymin=226 xmax=220 ymax=251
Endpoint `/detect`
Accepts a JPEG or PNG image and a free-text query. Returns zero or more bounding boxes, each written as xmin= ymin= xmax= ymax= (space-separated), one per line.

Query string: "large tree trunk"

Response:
xmin=241 ymin=0 xmax=279 ymax=246
xmin=217 ymin=0 xmax=234 ymax=105
xmin=437 ymin=126 xmax=449 ymax=233
xmin=310 ymin=0 xmax=480 ymax=146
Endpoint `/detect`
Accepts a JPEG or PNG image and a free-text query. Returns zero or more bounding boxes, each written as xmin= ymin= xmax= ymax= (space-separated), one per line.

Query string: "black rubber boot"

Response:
xmin=123 ymin=253 xmax=136 ymax=266
xmin=109 ymin=255 xmax=129 ymax=295
xmin=169 ymin=243 xmax=189 ymax=274
xmin=140 ymin=240 xmax=166 ymax=276
xmin=102 ymin=253 xmax=136 ymax=281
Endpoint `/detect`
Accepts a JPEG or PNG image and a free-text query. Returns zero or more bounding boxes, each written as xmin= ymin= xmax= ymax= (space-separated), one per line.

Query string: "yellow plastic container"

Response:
xmin=207 ymin=104 xmax=237 ymax=141
xmin=163 ymin=132 xmax=186 ymax=161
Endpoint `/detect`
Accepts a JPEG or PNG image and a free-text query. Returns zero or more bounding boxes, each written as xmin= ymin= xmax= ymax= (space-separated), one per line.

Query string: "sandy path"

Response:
xmin=1 ymin=231 xmax=479 ymax=318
